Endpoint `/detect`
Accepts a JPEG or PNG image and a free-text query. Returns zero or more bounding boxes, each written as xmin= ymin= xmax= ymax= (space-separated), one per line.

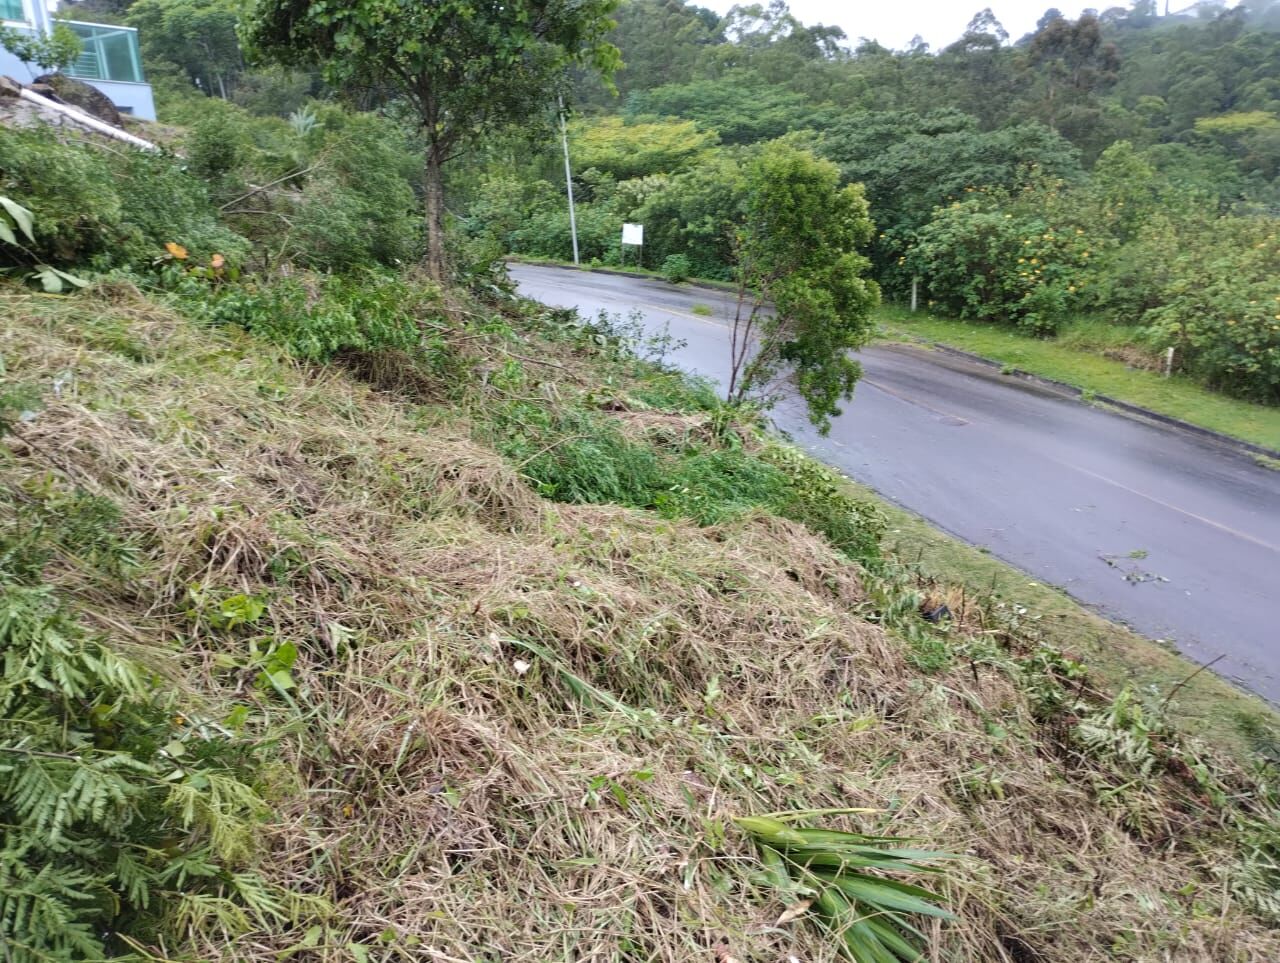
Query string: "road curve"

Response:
xmin=509 ymin=263 xmax=1280 ymax=704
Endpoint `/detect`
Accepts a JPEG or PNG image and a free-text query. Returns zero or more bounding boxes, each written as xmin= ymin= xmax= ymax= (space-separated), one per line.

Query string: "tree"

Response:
xmin=819 ymin=111 xmax=1082 ymax=285
xmin=593 ymin=0 xmax=722 ymax=99
xmin=570 ymin=115 xmax=718 ymax=180
xmin=1022 ymin=12 xmax=1121 ymax=136
xmin=625 ymin=73 xmax=824 ymax=145
xmin=245 ymin=0 xmax=621 ymax=281
xmin=936 ymin=9 xmax=1019 ymax=127
xmin=127 ymin=0 xmax=244 ymax=98
xmin=727 ymin=141 xmax=879 ymax=432
xmin=0 ymin=22 xmax=82 ymax=77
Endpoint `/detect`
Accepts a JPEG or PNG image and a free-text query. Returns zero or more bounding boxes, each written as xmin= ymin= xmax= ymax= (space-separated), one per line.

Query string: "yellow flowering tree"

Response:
xmin=903 ymin=183 xmax=1094 ymax=334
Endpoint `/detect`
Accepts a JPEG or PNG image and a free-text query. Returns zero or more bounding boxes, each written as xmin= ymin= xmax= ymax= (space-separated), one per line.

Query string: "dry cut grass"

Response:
xmin=2 ymin=284 xmax=1278 ymax=962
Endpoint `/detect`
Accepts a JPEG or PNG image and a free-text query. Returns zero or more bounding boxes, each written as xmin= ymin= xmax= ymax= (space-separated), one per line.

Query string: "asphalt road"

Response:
xmin=509 ymin=263 xmax=1280 ymax=704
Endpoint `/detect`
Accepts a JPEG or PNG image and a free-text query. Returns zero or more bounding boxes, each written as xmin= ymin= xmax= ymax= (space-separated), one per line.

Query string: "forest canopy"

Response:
xmin=456 ymin=0 xmax=1280 ymax=402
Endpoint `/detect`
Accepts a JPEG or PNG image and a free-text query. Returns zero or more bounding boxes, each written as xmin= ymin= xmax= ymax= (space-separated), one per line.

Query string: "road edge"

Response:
xmin=507 ymin=258 xmax=1280 ymax=461
xmin=504 ymin=256 xmax=738 ymax=295
xmin=902 ymin=338 xmax=1280 ymax=460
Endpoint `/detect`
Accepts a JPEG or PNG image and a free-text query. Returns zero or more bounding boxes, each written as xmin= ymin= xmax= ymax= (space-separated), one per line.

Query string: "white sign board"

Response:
xmin=621 ymin=223 xmax=644 ymax=246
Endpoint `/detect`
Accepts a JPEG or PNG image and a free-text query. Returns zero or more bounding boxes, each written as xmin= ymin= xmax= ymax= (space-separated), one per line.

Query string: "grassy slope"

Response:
xmin=846 ymin=481 xmax=1280 ymax=760
xmin=877 ymin=306 xmax=1280 ymax=453
xmin=3 ymin=284 xmax=1279 ymax=961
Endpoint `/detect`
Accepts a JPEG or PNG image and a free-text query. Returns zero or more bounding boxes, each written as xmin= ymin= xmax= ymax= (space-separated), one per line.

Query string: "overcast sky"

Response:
xmin=702 ymin=2 xmax=1212 ymax=51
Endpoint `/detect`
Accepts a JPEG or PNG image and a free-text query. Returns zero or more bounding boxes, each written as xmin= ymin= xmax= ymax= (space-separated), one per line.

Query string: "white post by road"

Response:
xmin=558 ymin=96 xmax=579 ymax=266
xmin=911 ymin=277 xmax=919 ymax=313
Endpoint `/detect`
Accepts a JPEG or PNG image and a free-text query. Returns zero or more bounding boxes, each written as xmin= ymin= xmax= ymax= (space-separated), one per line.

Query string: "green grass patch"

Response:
xmin=877 ymin=305 xmax=1280 ymax=452
xmin=691 ymin=303 xmax=714 ymax=316
xmin=480 ymin=397 xmax=885 ymax=562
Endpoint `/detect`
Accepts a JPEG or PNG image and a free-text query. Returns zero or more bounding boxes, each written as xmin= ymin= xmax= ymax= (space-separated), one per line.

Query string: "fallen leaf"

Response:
xmin=775 ymin=898 xmax=813 ymax=926
xmin=211 ymin=253 xmax=226 ymax=269
xmin=165 ymin=241 xmax=189 ymax=260
xmin=513 ymin=659 xmax=531 ymax=676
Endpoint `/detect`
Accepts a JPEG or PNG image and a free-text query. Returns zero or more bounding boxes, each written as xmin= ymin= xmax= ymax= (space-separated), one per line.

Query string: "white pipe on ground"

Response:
xmin=7 ymin=81 xmax=159 ymax=152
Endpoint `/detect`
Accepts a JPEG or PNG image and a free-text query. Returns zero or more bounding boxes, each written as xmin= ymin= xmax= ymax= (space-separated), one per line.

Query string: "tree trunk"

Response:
xmin=424 ymin=145 xmax=447 ymax=282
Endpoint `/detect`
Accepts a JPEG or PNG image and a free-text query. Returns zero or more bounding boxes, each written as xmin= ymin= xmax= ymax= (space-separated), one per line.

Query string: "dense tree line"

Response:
xmin=455 ymin=0 xmax=1280 ymax=402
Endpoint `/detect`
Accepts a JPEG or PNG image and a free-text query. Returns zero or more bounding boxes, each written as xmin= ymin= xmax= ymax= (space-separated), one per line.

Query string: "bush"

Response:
xmin=286 ymin=110 xmax=423 ymax=271
xmin=513 ymin=200 xmax=622 ymax=264
xmin=186 ymin=108 xmax=249 ymax=188
xmin=171 ymin=270 xmax=439 ymax=360
xmin=905 ymin=187 xmax=1091 ymax=335
xmin=159 ymin=99 xmax=423 ymax=273
xmin=660 ymin=253 xmax=692 ymax=283
xmin=625 ymin=154 xmax=743 ymax=280
xmin=1141 ymin=217 xmax=1280 ymax=403
xmin=0 ymin=127 xmax=248 ymax=271
xmin=760 ymin=443 xmax=886 ymax=561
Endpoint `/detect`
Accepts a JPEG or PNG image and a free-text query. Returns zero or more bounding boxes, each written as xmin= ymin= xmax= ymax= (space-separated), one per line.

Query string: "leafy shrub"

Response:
xmin=170 ymin=270 xmax=438 ymax=360
xmin=905 ymin=188 xmax=1091 ymax=335
xmin=660 ymin=253 xmax=692 ymax=283
xmin=512 ymin=200 xmax=623 ymax=265
xmin=760 ymin=443 xmax=886 ymax=561
xmin=1141 ymin=216 xmax=1280 ymax=403
xmin=0 ymin=127 xmax=247 ymax=270
xmin=286 ymin=110 xmax=423 ymax=271
xmin=186 ymin=108 xmax=250 ymax=188
xmin=630 ymin=155 xmax=743 ymax=280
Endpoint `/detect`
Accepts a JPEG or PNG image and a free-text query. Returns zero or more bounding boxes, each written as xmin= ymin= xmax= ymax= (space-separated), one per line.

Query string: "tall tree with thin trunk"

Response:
xmin=245 ymin=0 xmax=620 ymax=281
xmin=727 ymin=141 xmax=880 ymax=433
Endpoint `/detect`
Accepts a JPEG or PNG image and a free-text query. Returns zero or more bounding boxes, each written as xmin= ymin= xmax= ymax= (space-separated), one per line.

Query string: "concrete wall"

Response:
xmin=0 ymin=48 xmax=41 ymax=85
xmin=85 ymin=77 xmax=154 ymax=120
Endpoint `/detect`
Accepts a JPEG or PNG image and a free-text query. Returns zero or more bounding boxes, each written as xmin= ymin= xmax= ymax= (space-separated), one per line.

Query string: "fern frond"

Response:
xmin=157 ymin=849 xmax=222 ymax=888
xmin=170 ymin=891 xmax=251 ymax=939
xmin=166 ymin=770 xmax=265 ymax=864
xmin=3 ymin=749 xmax=151 ymax=846
xmin=0 ymin=853 xmax=106 ymax=959
xmin=115 ymin=848 xmax=156 ymax=910
xmin=231 ymin=871 xmax=289 ymax=925
xmin=0 ymin=497 xmax=276 ymax=956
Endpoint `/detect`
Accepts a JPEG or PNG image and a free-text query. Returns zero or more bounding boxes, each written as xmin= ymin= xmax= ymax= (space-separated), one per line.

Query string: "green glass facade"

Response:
xmin=64 ymin=21 xmax=145 ymax=85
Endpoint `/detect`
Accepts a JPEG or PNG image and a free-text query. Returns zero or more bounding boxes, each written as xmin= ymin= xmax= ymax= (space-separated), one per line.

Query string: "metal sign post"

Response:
xmin=558 ymin=96 xmax=579 ymax=266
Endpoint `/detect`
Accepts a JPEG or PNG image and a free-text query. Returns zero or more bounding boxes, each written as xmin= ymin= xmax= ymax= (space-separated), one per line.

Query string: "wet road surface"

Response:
xmin=510 ymin=263 xmax=1280 ymax=703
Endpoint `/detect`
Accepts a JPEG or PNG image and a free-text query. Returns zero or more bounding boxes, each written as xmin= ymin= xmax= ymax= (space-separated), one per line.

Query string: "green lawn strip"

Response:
xmin=876 ymin=306 xmax=1280 ymax=453
xmin=844 ymin=477 xmax=1280 ymax=762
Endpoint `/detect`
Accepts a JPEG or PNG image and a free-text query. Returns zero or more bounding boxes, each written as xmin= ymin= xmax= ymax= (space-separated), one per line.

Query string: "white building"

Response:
xmin=1 ymin=0 xmax=156 ymax=120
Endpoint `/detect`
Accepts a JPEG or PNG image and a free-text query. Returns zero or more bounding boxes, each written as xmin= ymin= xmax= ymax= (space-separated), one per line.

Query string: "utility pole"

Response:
xmin=558 ymin=95 xmax=580 ymax=266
